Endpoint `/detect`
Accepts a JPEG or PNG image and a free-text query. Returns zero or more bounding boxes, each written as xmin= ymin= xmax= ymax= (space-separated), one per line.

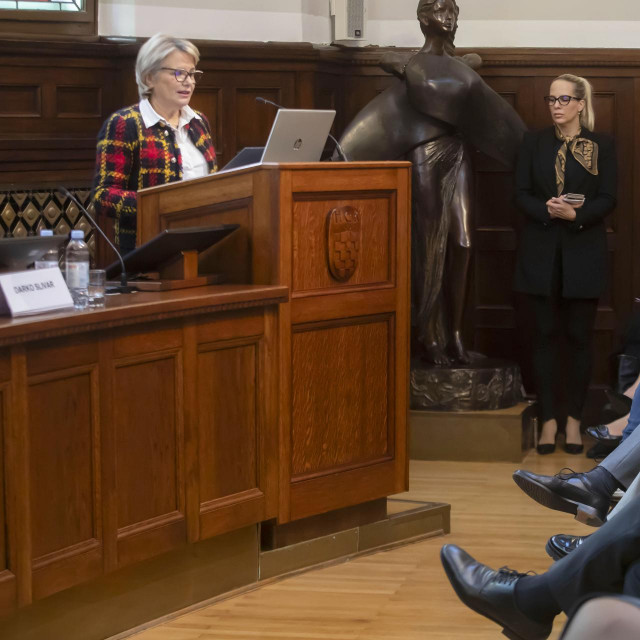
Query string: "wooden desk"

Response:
xmin=0 ymin=161 xmax=412 ymax=628
xmin=0 ymin=285 xmax=286 ymax=613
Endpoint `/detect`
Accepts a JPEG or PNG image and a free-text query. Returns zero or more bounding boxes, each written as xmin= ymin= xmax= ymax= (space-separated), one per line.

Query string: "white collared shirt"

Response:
xmin=140 ymin=99 xmax=209 ymax=181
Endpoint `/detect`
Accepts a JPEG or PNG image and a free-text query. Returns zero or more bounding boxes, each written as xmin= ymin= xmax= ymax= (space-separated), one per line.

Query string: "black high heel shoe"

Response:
xmin=563 ymin=441 xmax=584 ymax=455
xmin=537 ymin=433 xmax=558 ymax=455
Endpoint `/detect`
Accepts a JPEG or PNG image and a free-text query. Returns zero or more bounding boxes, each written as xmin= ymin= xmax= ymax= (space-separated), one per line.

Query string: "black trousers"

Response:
xmin=546 ymin=494 xmax=640 ymax=614
xmin=528 ymin=294 xmax=598 ymax=423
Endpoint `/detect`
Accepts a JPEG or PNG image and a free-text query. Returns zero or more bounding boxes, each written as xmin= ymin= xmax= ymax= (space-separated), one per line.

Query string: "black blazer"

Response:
xmin=513 ymin=127 xmax=617 ymax=298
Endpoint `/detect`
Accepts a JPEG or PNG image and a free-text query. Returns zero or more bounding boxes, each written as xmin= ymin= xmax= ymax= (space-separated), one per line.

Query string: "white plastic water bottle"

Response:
xmin=65 ymin=229 xmax=90 ymax=310
xmin=34 ymin=229 xmax=60 ymax=269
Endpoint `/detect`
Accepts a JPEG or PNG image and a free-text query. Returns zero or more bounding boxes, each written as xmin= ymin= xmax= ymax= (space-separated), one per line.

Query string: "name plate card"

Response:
xmin=0 ymin=268 xmax=74 ymax=317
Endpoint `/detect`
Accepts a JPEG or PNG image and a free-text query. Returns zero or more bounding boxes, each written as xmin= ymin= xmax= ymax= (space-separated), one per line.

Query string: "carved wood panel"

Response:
xmin=112 ymin=349 xmax=185 ymax=567
xmin=28 ymin=367 xmax=103 ymax=600
xmin=192 ymin=310 xmax=277 ymax=539
xmin=292 ymin=195 xmax=393 ymax=294
xmin=291 ymin=316 xmax=392 ymax=479
xmin=197 ymin=343 xmax=258 ymax=502
xmin=0 ymin=366 xmax=16 ymax=616
xmin=28 ymin=371 xmax=98 ymax=559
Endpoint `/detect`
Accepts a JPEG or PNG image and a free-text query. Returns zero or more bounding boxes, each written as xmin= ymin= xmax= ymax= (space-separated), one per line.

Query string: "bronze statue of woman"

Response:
xmin=339 ymin=0 xmax=526 ymax=365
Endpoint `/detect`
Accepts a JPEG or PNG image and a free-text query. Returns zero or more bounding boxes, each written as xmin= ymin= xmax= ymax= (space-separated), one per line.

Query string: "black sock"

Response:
xmin=586 ymin=465 xmax=623 ymax=494
xmin=514 ymin=574 xmax=562 ymax=624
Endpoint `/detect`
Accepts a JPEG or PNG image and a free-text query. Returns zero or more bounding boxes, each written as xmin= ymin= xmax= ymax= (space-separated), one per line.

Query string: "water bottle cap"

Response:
xmin=70 ymin=230 xmax=85 ymax=239
xmin=39 ymin=229 xmax=54 ymax=237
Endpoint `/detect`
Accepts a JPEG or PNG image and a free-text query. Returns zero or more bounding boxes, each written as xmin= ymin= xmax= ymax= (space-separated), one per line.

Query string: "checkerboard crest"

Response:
xmin=326 ymin=205 xmax=361 ymax=282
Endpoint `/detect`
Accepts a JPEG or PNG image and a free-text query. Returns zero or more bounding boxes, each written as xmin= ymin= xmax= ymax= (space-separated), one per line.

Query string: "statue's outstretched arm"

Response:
xmin=380 ymin=52 xmax=413 ymax=79
xmin=379 ymin=51 xmax=482 ymax=79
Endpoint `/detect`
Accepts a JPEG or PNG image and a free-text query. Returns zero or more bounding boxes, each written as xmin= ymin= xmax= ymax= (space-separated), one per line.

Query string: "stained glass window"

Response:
xmin=0 ymin=0 xmax=83 ymax=10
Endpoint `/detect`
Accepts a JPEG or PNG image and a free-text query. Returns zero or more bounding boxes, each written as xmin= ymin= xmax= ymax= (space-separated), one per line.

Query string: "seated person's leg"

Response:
xmin=513 ymin=423 xmax=640 ymax=526
xmin=559 ymin=596 xmax=640 ymax=640
xmin=441 ymin=495 xmax=640 ymax=639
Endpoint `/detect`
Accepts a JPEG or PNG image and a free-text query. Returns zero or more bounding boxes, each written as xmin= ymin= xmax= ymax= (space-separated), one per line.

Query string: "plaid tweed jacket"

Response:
xmin=92 ymin=104 xmax=217 ymax=253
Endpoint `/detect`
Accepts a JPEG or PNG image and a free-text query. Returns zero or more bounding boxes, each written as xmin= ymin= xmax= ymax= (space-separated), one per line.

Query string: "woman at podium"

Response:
xmin=92 ymin=33 xmax=217 ymax=254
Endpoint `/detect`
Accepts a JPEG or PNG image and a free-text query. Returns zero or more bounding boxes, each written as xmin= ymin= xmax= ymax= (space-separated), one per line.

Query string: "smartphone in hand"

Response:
xmin=563 ymin=193 xmax=585 ymax=205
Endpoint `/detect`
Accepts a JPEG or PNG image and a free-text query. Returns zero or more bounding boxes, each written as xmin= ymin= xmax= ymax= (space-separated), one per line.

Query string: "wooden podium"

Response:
xmin=0 ymin=162 xmax=420 ymax=637
xmin=137 ymin=161 xmax=412 ymax=523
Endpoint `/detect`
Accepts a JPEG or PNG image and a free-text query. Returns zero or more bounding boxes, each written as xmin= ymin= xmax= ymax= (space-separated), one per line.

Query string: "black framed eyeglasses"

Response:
xmin=543 ymin=95 xmax=580 ymax=106
xmin=160 ymin=67 xmax=204 ymax=83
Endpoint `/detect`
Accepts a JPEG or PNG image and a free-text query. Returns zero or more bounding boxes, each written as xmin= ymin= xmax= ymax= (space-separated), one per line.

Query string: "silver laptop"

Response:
xmin=220 ymin=109 xmax=336 ymax=172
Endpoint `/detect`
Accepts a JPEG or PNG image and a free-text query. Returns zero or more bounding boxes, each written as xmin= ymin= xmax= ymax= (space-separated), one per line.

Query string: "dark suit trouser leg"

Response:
xmin=546 ymin=495 xmax=640 ymax=614
xmin=529 ymin=295 xmax=560 ymax=422
xmin=601 ymin=424 xmax=640 ymax=489
xmin=623 ymin=559 xmax=640 ymax=596
xmin=528 ymin=295 xmax=597 ymax=423
xmin=563 ymin=298 xmax=598 ymax=420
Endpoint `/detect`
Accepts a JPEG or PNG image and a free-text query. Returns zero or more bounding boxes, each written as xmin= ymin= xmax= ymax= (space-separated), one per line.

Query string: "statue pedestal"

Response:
xmin=410 ymin=357 xmax=523 ymax=412
xmin=409 ymin=358 xmax=533 ymax=462
xmin=410 ymin=402 xmax=536 ymax=463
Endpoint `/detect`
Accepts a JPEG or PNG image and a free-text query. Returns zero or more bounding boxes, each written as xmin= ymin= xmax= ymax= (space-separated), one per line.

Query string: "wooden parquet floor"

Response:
xmin=129 ymin=448 xmax=595 ymax=640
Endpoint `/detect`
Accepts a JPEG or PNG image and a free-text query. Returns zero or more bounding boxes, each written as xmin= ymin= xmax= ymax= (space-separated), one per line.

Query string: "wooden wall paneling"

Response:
xmin=470 ymin=75 xmax=537 ymax=376
xmin=339 ymin=72 xmax=398 ymax=135
xmin=0 ymin=352 xmax=17 ymax=616
xmin=111 ymin=324 xmax=186 ymax=569
xmin=313 ymin=71 xmax=343 ymax=138
xmin=189 ymin=86 xmax=224 ymax=163
xmin=194 ymin=69 xmax=297 ymax=166
xmin=0 ymin=43 xmax=123 ymax=187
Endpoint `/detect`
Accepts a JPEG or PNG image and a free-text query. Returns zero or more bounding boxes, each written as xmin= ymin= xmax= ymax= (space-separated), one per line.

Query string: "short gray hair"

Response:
xmin=135 ymin=33 xmax=200 ymax=100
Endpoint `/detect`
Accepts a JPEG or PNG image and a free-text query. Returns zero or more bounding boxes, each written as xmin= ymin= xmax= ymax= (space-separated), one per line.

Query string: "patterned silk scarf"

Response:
xmin=554 ymin=126 xmax=599 ymax=196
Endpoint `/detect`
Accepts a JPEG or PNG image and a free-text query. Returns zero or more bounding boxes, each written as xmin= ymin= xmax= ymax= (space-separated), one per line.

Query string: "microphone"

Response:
xmin=57 ymin=186 xmax=136 ymax=294
xmin=254 ymin=96 xmax=349 ymax=162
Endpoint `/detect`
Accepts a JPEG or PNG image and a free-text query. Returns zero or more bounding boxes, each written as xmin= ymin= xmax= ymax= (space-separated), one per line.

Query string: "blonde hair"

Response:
xmin=554 ymin=74 xmax=595 ymax=131
xmin=135 ymin=33 xmax=200 ymax=100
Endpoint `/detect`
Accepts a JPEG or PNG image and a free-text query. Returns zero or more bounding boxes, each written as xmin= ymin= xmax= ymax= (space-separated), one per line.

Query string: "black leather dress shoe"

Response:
xmin=440 ymin=544 xmax=552 ymax=640
xmin=512 ymin=469 xmax=610 ymax=526
xmin=545 ymin=534 xmax=589 ymax=561
xmin=585 ymin=425 xmax=623 ymax=446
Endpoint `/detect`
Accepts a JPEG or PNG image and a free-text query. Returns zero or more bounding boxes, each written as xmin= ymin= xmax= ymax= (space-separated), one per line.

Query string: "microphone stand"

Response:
xmin=57 ymin=186 xmax=137 ymax=293
xmin=254 ymin=96 xmax=349 ymax=162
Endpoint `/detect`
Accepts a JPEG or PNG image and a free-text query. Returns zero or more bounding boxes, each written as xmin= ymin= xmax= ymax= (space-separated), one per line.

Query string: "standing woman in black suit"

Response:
xmin=514 ymin=74 xmax=617 ymax=454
